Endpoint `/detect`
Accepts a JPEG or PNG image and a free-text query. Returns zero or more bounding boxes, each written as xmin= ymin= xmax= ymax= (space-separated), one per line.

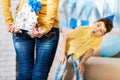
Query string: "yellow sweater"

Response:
xmin=66 ymin=27 xmax=103 ymax=60
xmin=1 ymin=0 xmax=59 ymax=33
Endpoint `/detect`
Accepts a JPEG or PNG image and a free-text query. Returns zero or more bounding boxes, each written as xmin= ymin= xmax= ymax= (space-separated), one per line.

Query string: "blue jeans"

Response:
xmin=13 ymin=28 xmax=59 ymax=80
xmin=54 ymin=55 xmax=84 ymax=80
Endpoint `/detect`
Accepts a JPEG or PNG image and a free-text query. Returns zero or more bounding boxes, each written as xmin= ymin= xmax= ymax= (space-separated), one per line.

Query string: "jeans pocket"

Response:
xmin=43 ymin=31 xmax=56 ymax=42
xmin=13 ymin=30 xmax=31 ymax=42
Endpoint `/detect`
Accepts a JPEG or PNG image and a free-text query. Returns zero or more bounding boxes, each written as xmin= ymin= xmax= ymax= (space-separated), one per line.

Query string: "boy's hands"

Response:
xmin=77 ymin=49 xmax=94 ymax=75
xmin=78 ymin=63 xmax=85 ymax=74
xmin=59 ymin=54 xmax=67 ymax=64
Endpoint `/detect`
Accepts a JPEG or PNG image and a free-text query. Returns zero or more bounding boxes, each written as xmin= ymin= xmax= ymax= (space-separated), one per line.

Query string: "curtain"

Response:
xmin=59 ymin=0 xmax=120 ymax=29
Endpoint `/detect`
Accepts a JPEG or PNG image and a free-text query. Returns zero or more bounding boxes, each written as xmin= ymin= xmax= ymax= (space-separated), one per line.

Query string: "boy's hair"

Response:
xmin=97 ymin=18 xmax=113 ymax=33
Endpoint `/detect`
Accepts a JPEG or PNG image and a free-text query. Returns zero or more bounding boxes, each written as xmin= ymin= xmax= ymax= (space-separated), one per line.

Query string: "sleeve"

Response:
xmin=68 ymin=27 xmax=83 ymax=39
xmin=92 ymin=37 xmax=103 ymax=50
xmin=1 ymin=0 xmax=14 ymax=26
xmin=43 ymin=0 xmax=59 ymax=33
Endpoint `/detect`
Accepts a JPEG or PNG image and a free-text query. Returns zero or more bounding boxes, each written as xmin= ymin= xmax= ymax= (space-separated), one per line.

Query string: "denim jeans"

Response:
xmin=13 ymin=28 xmax=59 ymax=80
xmin=54 ymin=55 xmax=84 ymax=80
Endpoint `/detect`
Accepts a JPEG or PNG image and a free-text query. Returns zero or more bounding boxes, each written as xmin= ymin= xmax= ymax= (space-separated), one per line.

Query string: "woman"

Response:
xmin=1 ymin=0 xmax=59 ymax=80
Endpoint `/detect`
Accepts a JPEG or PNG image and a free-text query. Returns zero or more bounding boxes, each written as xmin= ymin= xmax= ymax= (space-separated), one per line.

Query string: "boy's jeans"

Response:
xmin=54 ymin=55 xmax=84 ymax=80
xmin=13 ymin=28 xmax=59 ymax=80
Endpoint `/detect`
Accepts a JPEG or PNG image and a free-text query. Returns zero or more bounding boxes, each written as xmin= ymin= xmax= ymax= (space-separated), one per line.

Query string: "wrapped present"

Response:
xmin=14 ymin=0 xmax=42 ymax=31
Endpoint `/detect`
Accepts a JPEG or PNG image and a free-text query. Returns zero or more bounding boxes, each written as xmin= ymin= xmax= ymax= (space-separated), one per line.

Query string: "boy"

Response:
xmin=54 ymin=17 xmax=113 ymax=80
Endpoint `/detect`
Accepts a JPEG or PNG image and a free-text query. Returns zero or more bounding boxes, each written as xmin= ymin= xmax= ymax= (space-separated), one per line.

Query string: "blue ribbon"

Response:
xmin=28 ymin=0 xmax=42 ymax=13
xmin=70 ymin=18 xmax=77 ymax=29
xmin=81 ymin=20 xmax=89 ymax=26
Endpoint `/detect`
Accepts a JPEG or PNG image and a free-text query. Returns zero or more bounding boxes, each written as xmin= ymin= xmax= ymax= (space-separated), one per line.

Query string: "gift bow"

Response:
xmin=28 ymin=0 xmax=42 ymax=13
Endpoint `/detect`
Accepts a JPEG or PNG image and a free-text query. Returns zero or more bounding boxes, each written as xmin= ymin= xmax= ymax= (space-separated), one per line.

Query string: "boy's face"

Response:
xmin=90 ymin=21 xmax=107 ymax=36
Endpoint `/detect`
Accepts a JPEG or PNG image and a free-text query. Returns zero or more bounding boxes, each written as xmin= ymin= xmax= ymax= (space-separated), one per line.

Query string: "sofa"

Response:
xmin=84 ymin=53 xmax=120 ymax=80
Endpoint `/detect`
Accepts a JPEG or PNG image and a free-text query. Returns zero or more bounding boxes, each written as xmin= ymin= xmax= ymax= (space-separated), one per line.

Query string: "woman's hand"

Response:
xmin=28 ymin=27 xmax=46 ymax=38
xmin=59 ymin=54 xmax=67 ymax=64
xmin=78 ymin=63 xmax=85 ymax=75
xmin=8 ymin=24 xmax=22 ymax=34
